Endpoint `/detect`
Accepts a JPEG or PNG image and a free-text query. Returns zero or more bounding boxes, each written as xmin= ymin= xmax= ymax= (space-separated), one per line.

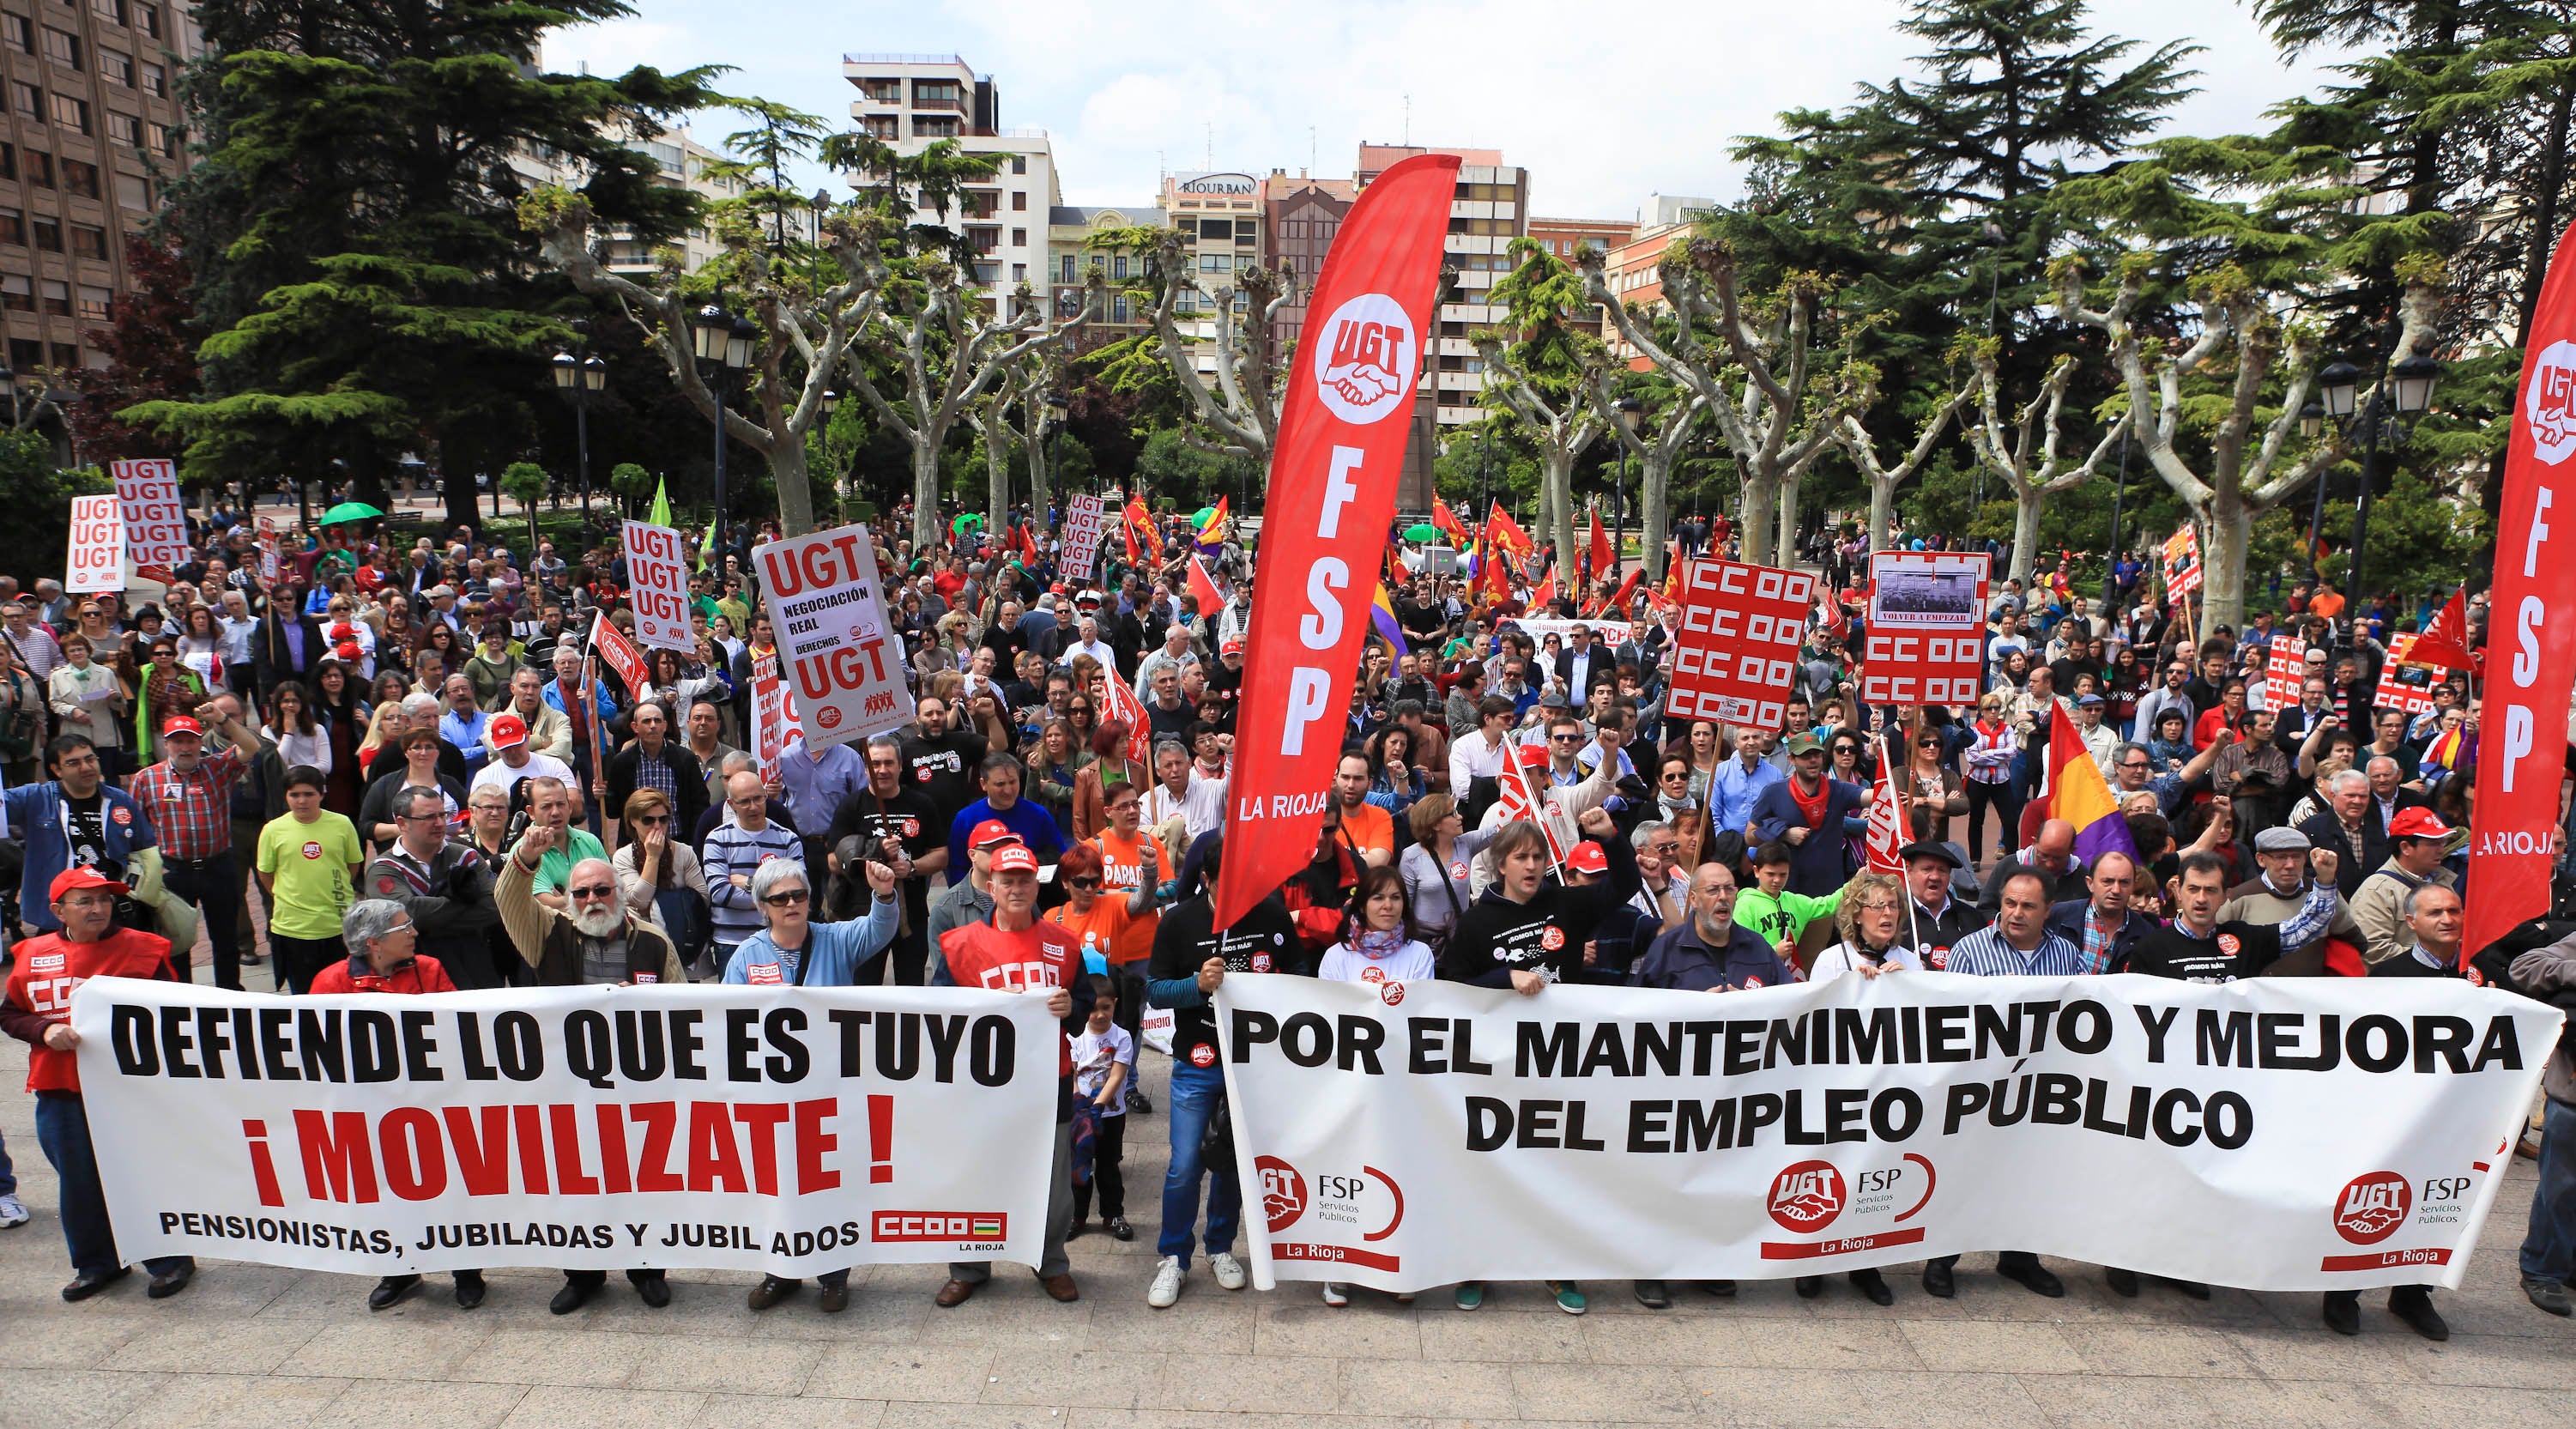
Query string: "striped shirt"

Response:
xmin=1944 ymin=924 xmax=2089 ymax=978
xmin=700 ymin=820 xmax=804 ymax=947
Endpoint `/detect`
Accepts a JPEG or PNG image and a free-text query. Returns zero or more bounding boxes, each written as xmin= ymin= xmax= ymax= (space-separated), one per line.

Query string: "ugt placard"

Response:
xmin=1863 ymin=552 xmax=1989 ymax=706
xmin=1059 ymin=495 xmax=1108 ymax=582
xmin=624 ymin=521 xmax=694 ymax=654
xmin=756 ymin=523 xmax=907 ymax=748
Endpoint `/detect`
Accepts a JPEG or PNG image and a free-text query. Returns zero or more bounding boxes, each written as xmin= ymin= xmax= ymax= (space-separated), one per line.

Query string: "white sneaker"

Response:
xmin=1321 ymin=1281 xmax=1350 ymax=1306
xmin=0 ymin=1194 xmax=25 ymax=1228
xmin=1147 ymin=1256 xmax=1185 ymax=1308
xmin=1210 ymin=1251 xmax=1249 ymax=1291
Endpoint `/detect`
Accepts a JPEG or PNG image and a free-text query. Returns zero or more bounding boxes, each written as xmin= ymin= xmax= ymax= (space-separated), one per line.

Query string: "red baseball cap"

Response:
xmin=2387 ymin=808 xmax=2454 ymax=841
xmin=989 ymin=845 xmax=1040 ymax=875
xmin=334 ymin=641 xmax=362 ymax=662
xmin=969 ymin=819 xmax=1021 ymax=852
xmin=1515 ymin=742 xmax=1552 ymax=769
xmin=51 ymin=866 xmax=130 ymax=901
xmin=1565 ymin=841 xmax=1609 ymax=875
xmin=487 ymin=712 xmax=529 ymax=748
xmin=160 ymin=715 xmax=204 ymax=739
xmin=1221 ymin=637 xmax=1245 ymax=655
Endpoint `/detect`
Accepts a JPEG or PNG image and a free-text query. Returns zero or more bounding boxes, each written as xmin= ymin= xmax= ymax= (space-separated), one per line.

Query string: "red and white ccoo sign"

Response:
xmin=1664 ymin=557 xmax=1813 ymax=729
xmin=67 ymin=493 xmax=124 ymax=593
xmin=1059 ymin=494 xmax=1107 ymax=582
xmin=111 ymin=458 xmax=190 ymax=569
xmin=622 ymin=520 xmax=693 ymax=654
xmin=755 ymin=522 xmax=907 ymax=748
xmin=1862 ymin=551 xmax=1990 ymax=706
xmin=2262 ymin=637 xmax=2306 ymax=711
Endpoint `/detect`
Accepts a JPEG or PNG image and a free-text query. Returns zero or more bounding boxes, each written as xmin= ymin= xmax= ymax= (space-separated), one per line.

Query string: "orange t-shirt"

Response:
xmin=1339 ymin=802 xmax=1394 ymax=862
xmin=2309 ymin=590 xmax=2346 ymax=621
xmin=1093 ymin=828 xmax=1165 ymax=963
xmin=1043 ymin=896 xmax=1136 ymax=976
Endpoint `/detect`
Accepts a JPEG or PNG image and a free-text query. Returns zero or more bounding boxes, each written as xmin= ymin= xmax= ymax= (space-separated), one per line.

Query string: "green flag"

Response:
xmin=647 ymin=478 xmax=673 ymax=530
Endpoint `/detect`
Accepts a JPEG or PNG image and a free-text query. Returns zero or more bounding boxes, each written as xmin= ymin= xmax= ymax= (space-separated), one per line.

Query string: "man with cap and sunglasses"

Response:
xmin=2347 ymin=807 xmax=2460 ymax=966
xmin=124 ymin=701 xmax=266 ymax=988
xmin=925 ymin=819 xmax=1020 ymax=982
xmin=2 ymin=867 xmax=197 ymax=1300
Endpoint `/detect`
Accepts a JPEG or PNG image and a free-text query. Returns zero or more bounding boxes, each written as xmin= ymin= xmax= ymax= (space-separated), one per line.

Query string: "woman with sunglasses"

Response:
xmin=137 ymin=639 xmax=208 ymax=762
xmin=1314 ymin=865 xmax=1430 ymax=1308
xmin=1902 ymin=721 xmax=1966 ymax=829
xmin=612 ymin=788 xmax=711 ymax=959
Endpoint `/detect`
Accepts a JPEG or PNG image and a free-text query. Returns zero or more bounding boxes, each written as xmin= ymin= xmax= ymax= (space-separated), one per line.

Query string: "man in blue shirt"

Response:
xmin=777 ymin=735 xmax=868 ymax=901
xmin=1921 ymin=868 xmax=2084 ymax=1302
xmin=1708 ymin=732 xmax=1785 ymax=843
xmin=947 ymin=753 xmax=1065 ymax=876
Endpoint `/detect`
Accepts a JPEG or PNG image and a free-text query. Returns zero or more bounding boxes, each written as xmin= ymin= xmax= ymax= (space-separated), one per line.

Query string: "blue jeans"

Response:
xmin=35 ymin=1093 xmax=190 ymax=1278
xmin=1158 ymin=1059 xmax=1239 ymax=1267
xmin=2524 ymin=1099 xmax=2576 ymax=1281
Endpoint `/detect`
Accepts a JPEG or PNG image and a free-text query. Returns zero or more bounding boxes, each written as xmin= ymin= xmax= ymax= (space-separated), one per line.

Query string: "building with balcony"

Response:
xmin=1357 ymin=144 xmax=1527 ymax=427
xmin=841 ymin=52 xmax=1058 ymax=315
xmin=514 ymin=121 xmax=750 ymax=276
xmin=0 ymin=0 xmax=197 ymax=378
xmin=1528 ymin=215 xmax=1635 ymax=338
xmin=1047 ymin=203 xmax=1158 ymax=355
xmin=1158 ymin=170 xmax=1266 ymax=377
xmin=1264 ymin=171 xmax=1352 ymax=363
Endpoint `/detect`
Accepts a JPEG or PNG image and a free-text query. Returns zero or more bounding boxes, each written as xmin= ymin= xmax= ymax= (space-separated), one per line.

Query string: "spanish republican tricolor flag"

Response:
xmin=2044 ymin=710 xmax=2138 ymax=867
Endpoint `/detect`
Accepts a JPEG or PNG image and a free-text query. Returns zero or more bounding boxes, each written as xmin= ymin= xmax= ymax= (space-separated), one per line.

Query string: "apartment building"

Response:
xmin=841 ymin=52 xmax=1059 ymax=314
xmin=1264 ymin=171 xmax=1352 ymax=361
xmin=1357 ymin=143 xmax=1527 ymax=427
xmin=1047 ymin=202 xmax=1158 ymax=354
xmin=1159 ymin=170 xmax=1265 ymax=376
xmin=512 ymin=118 xmax=750 ymax=276
xmin=1527 ymin=215 xmax=1634 ymax=339
xmin=0 ymin=0 xmax=196 ymax=378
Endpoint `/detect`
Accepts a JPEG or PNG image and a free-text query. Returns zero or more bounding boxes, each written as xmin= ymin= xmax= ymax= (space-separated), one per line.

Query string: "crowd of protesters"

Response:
xmin=0 ymin=489 xmax=2569 ymax=1345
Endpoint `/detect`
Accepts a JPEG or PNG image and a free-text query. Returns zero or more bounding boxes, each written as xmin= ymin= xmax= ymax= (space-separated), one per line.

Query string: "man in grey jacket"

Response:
xmin=2513 ymin=924 xmax=2576 ymax=1317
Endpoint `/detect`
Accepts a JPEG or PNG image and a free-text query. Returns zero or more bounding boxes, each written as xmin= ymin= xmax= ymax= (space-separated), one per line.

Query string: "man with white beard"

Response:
xmin=494 ymin=820 xmax=688 ymax=1314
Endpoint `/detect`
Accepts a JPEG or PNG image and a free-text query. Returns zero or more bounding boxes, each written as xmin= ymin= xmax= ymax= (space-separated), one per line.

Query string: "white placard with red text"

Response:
xmin=1059 ymin=495 xmax=1108 ymax=583
xmin=2262 ymin=638 xmax=2307 ymax=712
xmin=1664 ymin=558 xmax=1813 ymax=729
xmin=67 ymin=493 xmax=124 ymax=592
xmin=1218 ymin=972 xmax=2554 ymax=1294
xmin=256 ymin=517 xmax=281 ymax=586
xmin=755 ymin=523 xmax=908 ymax=749
xmin=73 ymin=979 xmax=1059 ymax=1276
xmin=623 ymin=521 xmax=694 ymax=654
xmin=112 ymin=458 xmax=190 ymax=569
xmin=1863 ymin=552 xmax=1990 ymax=706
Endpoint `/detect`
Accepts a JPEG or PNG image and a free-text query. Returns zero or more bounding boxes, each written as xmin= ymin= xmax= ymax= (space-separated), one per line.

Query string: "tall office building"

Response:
xmin=1356 ymin=144 xmax=1526 ymax=427
xmin=1263 ymin=170 xmax=1353 ymax=361
xmin=0 ymin=0 xmax=197 ymax=378
xmin=1158 ymin=169 xmax=1265 ymax=376
xmin=840 ymin=53 xmax=1059 ymax=315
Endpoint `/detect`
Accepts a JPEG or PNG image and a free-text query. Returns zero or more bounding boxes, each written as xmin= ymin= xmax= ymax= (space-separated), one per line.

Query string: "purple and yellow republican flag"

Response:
xmin=2046 ymin=711 xmax=2139 ymax=867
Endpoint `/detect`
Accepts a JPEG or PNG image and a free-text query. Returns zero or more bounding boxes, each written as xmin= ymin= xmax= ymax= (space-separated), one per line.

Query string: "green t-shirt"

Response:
xmin=535 ymin=827 xmax=610 ymax=894
xmin=257 ymin=811 xmax=365 ymax=941
xmin=1732 ymin=885 xmax=1842 ymax=950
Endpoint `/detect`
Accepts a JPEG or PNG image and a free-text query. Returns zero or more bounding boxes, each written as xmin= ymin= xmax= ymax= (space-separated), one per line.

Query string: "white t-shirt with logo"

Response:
xmin=1071 ymin=1024 xmax=1135 ymax=1117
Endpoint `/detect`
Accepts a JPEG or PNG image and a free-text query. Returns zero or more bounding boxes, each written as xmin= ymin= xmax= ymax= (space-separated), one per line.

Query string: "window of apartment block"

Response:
xmin=50 ymin=340 xmax=75 ymax=367
xmin=100 ymin=48 xmax=128 ymax=84
xmin=1200 ymin=219 xmax=1231 ymax=241
xmin=1011 ymin=155 xmax=1026 ymax=175
xmin=91 ymin=0 xmax=124 ymax=21
xmin=1236 ymin=227 xmax=1254 ymax=245
xmin=859 ymin=114 xmax=895 ymax=138
xmin=30 ymin=217 xmax=58 ymax=251
xmin=911 ymin=79 xmax=958 ymax=105
xmin=0 ymin=274 xmax=27 ymax=309
xmin=105 ymin=111 xmax=137 ymax=147
xmin=0 ymin=143 xmax=15 ymax=181
xmin=136 ymin=2 xmax=159 ymax=37
xmin=145 ymin=120 xmax=171 ymax=154
xmin=0 ymin=211 xmax=21 ymax=246
xmin=25 ymin=149 xmax=50 ymax=187
xmin=75 ymin=282 xmax=106 ymax=318
xmin=1011 ymin=263 xmax=1025 ymax=283
xmin=910 ymin=116 xmax=956 ymax=138
xmin=12 ymin=82 xmax=40 ymax=120
xmin=1010 ymin=191 xmax=1025 ymax=211
xmin=62 ymin=157 xmax=96 ymax=197
xmin=51 ymin=93 xmax=87 ymax=132
xmin=964 ymin=191 xmax=996 ymax=216
xmin=1110 ymin=294 xmax=1129 ymax=323
xmin=140 ymin=61 xmax=161 ymax=96
xmin=41 ymin=26 xmax=77 ymax=68
xmin=1058 ymin=254 xmax=1074 ymax=282
xmin=7 ymin=338 xmax=36 ymax=372
xmin=39 ymin=277 xmax=68 ymax=314
xmin=114 ymin=173 xmax=144 ymax=209
xmin=1009 ymin=227 xmax=1025 ymax=247
xmin=2 ymin=15 xmax=28 ymax=53
xmin=70 ymin=221 xmax=104 ymax=257
xmin=856 ymin=77 xmax=898 ymax=101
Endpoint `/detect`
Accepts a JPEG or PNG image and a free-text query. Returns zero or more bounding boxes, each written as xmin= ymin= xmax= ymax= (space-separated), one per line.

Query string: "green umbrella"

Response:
xmin=1403 ymin=523 xmax=1441 ymax=542
xmin=1194 ymin=506 xmax=1217 ymax=525
xmin=318 ymin=501 xmax=384 ymax=525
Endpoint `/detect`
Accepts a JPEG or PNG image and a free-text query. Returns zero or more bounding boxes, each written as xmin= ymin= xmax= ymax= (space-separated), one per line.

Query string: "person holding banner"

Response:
xmin=2 ymin=868 xmax=197 ymax=1301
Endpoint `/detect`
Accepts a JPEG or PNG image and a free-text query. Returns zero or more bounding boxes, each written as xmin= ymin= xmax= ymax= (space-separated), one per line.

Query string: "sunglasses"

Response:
xmin=1067 ymin=876 xmax=1103 ymax=890
xmin=761 ymin=888 xmax=810 ymax=906
xmin=568 ymin=884 xmax=617 ymax=902
xmin=632 ymin=814 xmax=668 ymax=826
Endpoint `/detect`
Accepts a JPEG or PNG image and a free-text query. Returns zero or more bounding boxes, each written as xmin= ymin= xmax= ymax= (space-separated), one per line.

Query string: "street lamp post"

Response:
xmin=2102 ymin=421 xmax=2131 ymax=609
xmin=1612 ymin=397 xmax=1642 ymax=580
xmin=692 ymin=301 xmax=755 ymax=559
xmin=2316 ymin=348 xmax=2440 ymax=630
xmin=550 ymin=335 xmax=608 ymax=526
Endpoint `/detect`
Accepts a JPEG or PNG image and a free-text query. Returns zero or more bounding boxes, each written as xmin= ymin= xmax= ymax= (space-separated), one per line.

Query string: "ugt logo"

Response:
xmin=1767 ymin=1160 xmax=1846 ymax=1233
xmin=2333 ymin=1171 xmax=2412 ymax=1245
xmin=2530 ymin=340 xmax=2576 ymax=466
xmin=1255 ymin=1155 xmax=1308 ymax=1233
xmin=1313 ymin=294 xmax=1415 ymax=425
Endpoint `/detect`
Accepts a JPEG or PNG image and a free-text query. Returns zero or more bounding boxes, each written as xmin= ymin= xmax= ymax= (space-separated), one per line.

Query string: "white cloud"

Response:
xmin=545 ymin=0 xmax=2349 ymax=216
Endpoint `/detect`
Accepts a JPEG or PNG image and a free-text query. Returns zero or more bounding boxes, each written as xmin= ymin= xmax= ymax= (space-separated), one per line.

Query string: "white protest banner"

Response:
xmin=587 ymin=611 xmax=649 ymax=696
xmin=1863 ymin=551 xmax=1989 ymax=705
xmin=1664 ymin=557 xmax=1811 ymax=728
xmin=2261 ymin=637 xmax=2307 ymax=712
xmin=73 ymin=979 xmax=1061 ymax=1276
xmin=1060 ymin=494 xmax=1107 ymax=582
xmin=753 ymin=674 xmax=801 ymax=774
xmin=67 ymin=493 xmax=124 ymax=593
xmin=756 ymin=522 xmax=906 ymax=749
xmin=1504 ymin=618 xmax=1634 ymax=648
xmin=1216 ymin=973 xmax=2553 ymax=1293
xmin=623 ymin=520 xmax=694 ymax=654
xmin=112 ymin=457 xmax=190 ymax=570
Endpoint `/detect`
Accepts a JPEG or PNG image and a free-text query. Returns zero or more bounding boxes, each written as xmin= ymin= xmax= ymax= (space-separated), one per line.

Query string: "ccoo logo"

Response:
xmin=2529 ymin=340 xmax=2576 ymax=465
xmin=1255 ymin=1154 xmax=1308 ymax=1233
xmin=1767 ymin=1160 xmax=1846 ymax=1233
xmin=2333 ymin=1171 xmax=2412 ymax=1244
xmin=1311 ymin=294 xmax=1416 ymax=425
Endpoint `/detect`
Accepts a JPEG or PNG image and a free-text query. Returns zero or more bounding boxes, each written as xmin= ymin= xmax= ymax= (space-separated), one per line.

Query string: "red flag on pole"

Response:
xmin=1531 ymin=571 xmax=1557 ymax=609
xmin=2468 ymin=218 xmax=2576 ymax=961
xmin=1185 ymin=553 xmax=1223 ymax=615
xmin=1213 ymin=153 xmax=1460 ymax=930
xmin=1097 ymin=666 xmax=1154 ymax=768
xmin=2409 ymin=584 xmax=2479 ymax=674
xmin=1432 ymin=493 xmax=1467 ymax=542
xmin=1587 ymin=500 xmax=1612 ymax=585
xmin=1487 ymin=500 xmax=1532 ymax=556
xmin=1865 ymin=732 xmax=1908 ymax=875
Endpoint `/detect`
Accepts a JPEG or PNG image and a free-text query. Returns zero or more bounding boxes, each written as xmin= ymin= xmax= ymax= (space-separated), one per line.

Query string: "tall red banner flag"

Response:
xmin=1213 ymin=153 xmax=1460 ymax=929
xmin=2469 ymin=219 xmax=2576 ymax=960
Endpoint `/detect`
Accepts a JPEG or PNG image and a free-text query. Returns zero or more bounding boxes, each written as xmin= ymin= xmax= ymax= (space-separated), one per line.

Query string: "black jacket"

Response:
xmin=251 ymin=610 xmax=330 ymax=695
xmin=605 ymin=740 xmax=709 ymax=847
xmin=1438 ymin=831 xmax=1641 ymax=988
xmin=1146 ymin=892 xmax=1301 ymax=1066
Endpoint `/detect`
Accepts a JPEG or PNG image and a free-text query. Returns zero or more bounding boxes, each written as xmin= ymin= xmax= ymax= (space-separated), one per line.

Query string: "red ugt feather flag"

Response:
xmin=2468 ymin=219 xmax=2576 ymax=960
xmin=1213 ymin=153 xmax=1459 ymax=930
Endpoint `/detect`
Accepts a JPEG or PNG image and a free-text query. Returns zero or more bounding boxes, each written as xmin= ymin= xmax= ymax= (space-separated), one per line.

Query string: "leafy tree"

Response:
xmin=1134 ymin=427 xmax=1259 ymax=511
xmin=501 ymin=460 xmax=548 ymax=511
xmin=0 ymin=432 xmax=106 ymax=582
xmin=608 ymin=461 xmax=654 ymax=514
xmin=63 ymin=236 xmax=201 ymax=471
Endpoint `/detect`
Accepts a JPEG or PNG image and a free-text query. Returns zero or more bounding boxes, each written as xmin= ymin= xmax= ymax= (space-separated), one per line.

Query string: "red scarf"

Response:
xmin=1788 ymin=775 xmax=1830 ymax=830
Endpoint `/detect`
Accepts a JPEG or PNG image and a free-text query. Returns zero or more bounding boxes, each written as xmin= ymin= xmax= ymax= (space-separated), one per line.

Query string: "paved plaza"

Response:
xmin=3 ymin=1033 xmax=2573 ymax=1429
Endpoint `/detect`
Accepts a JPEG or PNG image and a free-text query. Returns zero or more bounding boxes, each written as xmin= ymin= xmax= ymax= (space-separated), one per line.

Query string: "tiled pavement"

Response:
xmin=3 ymin=1036 xmax=2573 ymax=1428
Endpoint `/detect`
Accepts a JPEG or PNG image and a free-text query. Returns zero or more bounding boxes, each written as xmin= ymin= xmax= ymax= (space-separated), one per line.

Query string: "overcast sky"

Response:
xmin=545 ymin=0 xmax=2349 ymax=220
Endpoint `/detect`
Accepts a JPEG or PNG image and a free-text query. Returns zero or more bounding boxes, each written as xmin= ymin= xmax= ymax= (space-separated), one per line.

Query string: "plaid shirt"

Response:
xmin=2078 ymin=906 xmax=2119 ymax=975
xmin=128 ymin=745 xmax=248 ymax=860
